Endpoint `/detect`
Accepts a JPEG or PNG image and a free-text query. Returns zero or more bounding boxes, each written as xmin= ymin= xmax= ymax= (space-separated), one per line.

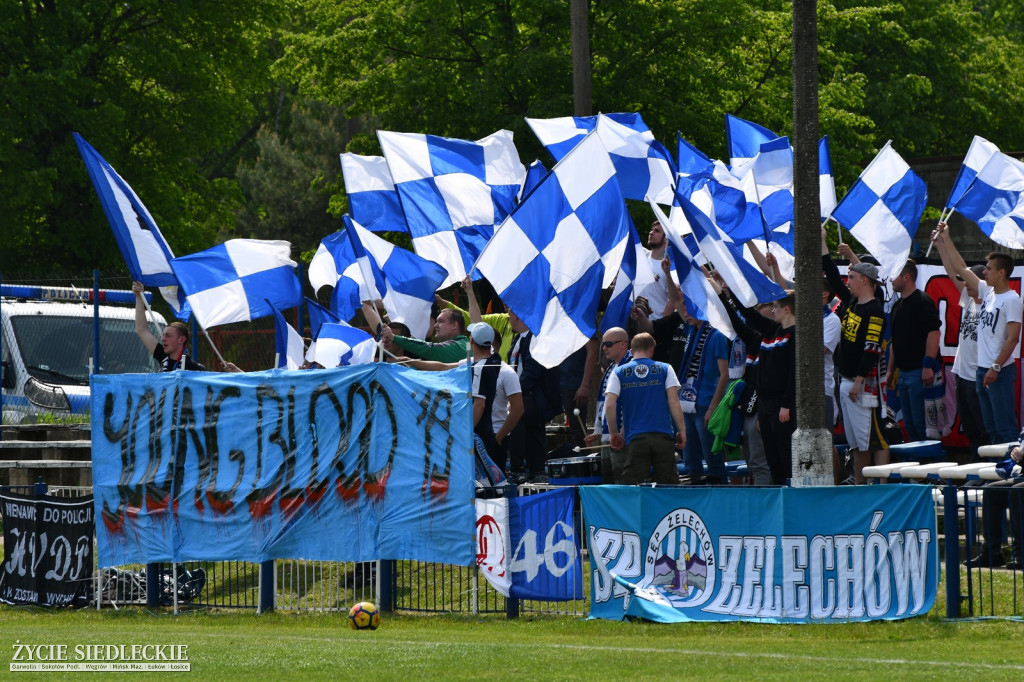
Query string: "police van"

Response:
xmin=1 ymin=284 xmax=167 ymax=423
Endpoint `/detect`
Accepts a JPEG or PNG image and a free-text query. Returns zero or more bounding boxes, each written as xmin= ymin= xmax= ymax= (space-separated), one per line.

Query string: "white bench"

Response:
xmin=930 ymin=486 xmax=985 ymax=507
xmin=862 ymin=462 xmax=919 ymax=482
xmin=896 ymin=462 xmax=959 ymax=482
xmin=978 ymin=442 xmax=1015 ymax=459
xmin=937 ymin=463 xmax=995 ymax=482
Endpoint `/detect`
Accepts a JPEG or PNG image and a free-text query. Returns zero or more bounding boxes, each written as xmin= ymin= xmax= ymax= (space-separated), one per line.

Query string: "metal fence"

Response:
xmin=942 ymin=483 xmax=1024 ymax=619
xmin=19 ymin=477 xmax=1024 ymax=619
xmin=0 ymin=480 xmax=590 ymax=616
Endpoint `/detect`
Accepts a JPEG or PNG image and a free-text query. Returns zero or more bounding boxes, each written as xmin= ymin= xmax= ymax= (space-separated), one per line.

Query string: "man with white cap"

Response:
xmin=467 ymin=322 xmax=523 ymax=466
xmin=404 ymin=322 xmax=523 ymax=468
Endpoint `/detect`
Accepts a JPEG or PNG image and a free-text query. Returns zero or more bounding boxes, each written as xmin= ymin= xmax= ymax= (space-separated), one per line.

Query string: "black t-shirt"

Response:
xmin=153 ymin=345 xmax=206 ymax=372
xmin=650 ymin=311 xmax=684 ymax=366
xmin=890 ymin=289 xmax=941 ymax=371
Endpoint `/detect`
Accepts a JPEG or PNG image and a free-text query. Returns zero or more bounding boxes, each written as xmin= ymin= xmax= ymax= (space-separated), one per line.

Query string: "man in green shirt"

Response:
xmin=380 ymin=308 xmax=469 ymax=363
xmin=436 ymin=277 xmax=514 ymax=362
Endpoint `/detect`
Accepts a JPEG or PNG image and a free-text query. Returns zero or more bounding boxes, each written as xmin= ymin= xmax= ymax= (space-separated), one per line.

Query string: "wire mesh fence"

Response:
xmin=0 ymin=474 xmax=593 ymax=615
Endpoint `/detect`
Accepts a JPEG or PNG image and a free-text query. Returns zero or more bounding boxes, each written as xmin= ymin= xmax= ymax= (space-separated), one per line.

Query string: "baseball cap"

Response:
xmin=467 ymin=322 xmax=495 ymax=347
xmin=956 ymin=264 xmax=986 ymax=281
xmin=849 ymin=262 xmax=880 ymax=284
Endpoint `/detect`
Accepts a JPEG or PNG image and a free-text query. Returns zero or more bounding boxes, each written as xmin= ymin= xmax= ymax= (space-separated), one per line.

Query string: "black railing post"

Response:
xmin=146 ymin=563 xmax=160 ymax=607
xmin=378 ymin=560 xmax=395 ymax=612
xmin=504 ymin=483 xmax=520 ymax=619
xmin=93 ymin=270 xmax=101 ymax=374
xmin=259 ymin=560 xmax=275 ymax=613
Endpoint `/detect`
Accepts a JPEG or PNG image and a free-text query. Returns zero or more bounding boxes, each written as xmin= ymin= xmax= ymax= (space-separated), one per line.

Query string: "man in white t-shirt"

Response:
xmin=467 ymin=323 xmax=523 ymax=461
xmin=934 ymin=224 xmax=1022 ymax=444
xmin=639 ymin=221 xmax=678 ymax=320
xmin=934 ymin=236 xmax=988 ymax=453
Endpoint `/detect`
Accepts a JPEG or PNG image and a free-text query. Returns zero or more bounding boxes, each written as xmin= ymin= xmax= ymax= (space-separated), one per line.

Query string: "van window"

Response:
xmin=10 ymin=315 xmax=160 ymax=385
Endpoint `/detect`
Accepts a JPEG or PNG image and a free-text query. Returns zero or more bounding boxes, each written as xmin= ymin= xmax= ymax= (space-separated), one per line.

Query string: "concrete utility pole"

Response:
xmin=790 ymin=0 xmax=832 ymax=486
xmin=570 ymin=0 xmax=592 ymax=117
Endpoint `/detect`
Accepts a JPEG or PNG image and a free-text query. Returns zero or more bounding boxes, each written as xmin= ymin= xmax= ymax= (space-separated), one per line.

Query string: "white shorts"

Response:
xmin=839 ymin=378 xmax=886 ymax=452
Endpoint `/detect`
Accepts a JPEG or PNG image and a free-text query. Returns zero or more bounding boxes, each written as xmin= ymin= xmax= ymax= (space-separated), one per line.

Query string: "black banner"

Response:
xmin=1 ymin=492 xmax=94 ymax=607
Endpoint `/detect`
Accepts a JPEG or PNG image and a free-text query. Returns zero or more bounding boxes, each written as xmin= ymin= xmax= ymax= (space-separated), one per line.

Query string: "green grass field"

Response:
xmin=3 ymin=603 xmax=1024 ymax=680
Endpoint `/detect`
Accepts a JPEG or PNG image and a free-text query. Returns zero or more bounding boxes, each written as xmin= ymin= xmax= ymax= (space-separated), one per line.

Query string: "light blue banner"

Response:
xmin=580 ymin=486 xmax=937 ymax=623
xmin=91 ymin=364 xmax=475 ymax=567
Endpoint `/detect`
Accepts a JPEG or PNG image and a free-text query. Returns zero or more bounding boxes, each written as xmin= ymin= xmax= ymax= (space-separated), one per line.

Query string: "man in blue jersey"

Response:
xmin=605 ymin=333 xmax=687 ymax=485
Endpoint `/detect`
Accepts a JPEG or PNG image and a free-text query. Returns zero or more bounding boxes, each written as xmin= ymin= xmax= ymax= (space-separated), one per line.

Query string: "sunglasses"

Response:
xmin=602 ymin=340 xmax=624 ymax=348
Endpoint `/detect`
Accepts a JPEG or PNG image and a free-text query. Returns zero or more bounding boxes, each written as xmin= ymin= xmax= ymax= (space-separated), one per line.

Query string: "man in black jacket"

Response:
xmin=505 ymin=309 xmax=562 ymax=481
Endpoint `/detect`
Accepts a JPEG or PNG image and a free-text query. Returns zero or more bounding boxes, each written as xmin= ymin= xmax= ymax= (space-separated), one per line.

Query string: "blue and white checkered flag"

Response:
xmin=830 ymin=141 xmax=928 ymax=282
xmin=527 ymin=112 xmax=649 ymax=162
xmin=725 ymin=114 xmax=780 ymax=167
xmin=305 ymin=296 xmax=340 ymax=340
xmin=268 ymin=300 xmax=306 ymax=370
xmin=732 ymin=135 xmax=794 ymax=235
xmin=343 ymin=215 xmax=448 ymax=339
xmin=595 ymin=114 xmax=676 ymax=203
xmin=170 ymin=239 xmax=302 ymax=328
xmin=819 ymin=136 xmax=838 ymax=219
xmin=945 ymin=136 xmax=1000 ymax=210
xmin=378 ymin=128 xmax=526 ymax=287
xmin=308 ymin=231 xmax=366 ymax=323
xmin=673 ymin=188 xmax=785 ymax=308
xmin=313 ymin=321 xmax=376 ymax=367
xmin=526 ymin=112 xmax=675 ymax=203
xmin=651 ymin=201 xmax=734 ymax=338
xmin=339 ymin=152 xmax=408 ymax=233
xmin=951 ymin=151 xmax=1024 ymax=249
xmin=476 ymin=130 xmax=629 ymax=368
xmin=74 ymin=133 xmax=190 ymax=320
xmin=724 ymin=117 xmax=796 ymax=261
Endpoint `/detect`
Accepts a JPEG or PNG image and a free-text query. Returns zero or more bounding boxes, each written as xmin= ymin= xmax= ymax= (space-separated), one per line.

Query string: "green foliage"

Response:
xmin=0 ymin=0 xmax=287 ymax=273
xmin=3 ymin=0 xmax=1024 ymax=273
xmin=234 ymin=102 xmax=348 ymax=247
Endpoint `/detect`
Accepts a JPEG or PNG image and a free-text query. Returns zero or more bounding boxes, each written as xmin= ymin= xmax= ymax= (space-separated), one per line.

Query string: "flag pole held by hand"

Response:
xmin=924 ymin=211 xmax=951 ymax=258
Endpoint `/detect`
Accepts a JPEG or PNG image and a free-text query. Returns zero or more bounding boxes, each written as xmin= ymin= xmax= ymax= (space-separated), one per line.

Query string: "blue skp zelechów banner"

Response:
xmin=581 ymin=486 xmax=937 ymax=623
xmin=90 ymin=364 xmax=475 ymax=567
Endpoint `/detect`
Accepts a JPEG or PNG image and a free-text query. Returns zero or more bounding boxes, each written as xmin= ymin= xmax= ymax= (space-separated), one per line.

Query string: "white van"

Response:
xmin=1 ymin=285 xmax=168 ymax=423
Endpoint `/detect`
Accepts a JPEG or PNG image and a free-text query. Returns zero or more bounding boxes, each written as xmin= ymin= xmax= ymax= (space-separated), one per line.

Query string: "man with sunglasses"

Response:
xmin=586 ymin=327 xmax=633 ymax=483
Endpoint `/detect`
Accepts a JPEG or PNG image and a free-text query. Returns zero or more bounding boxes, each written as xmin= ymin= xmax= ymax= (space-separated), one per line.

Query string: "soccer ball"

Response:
xmin=348 ymin=601 xmax=381 ymax=630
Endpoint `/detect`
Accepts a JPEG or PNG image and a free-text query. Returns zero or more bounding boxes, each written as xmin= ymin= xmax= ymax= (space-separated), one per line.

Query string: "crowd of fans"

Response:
xmin=131 ymin=218 xmax=1024 ymax=543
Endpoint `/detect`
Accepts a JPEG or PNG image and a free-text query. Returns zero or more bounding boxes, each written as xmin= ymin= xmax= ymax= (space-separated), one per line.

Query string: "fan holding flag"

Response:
xmin=930 ymin=224 xmax=1021 ymax=445
xmin=132 ymin=281 xmax=205 ymax=372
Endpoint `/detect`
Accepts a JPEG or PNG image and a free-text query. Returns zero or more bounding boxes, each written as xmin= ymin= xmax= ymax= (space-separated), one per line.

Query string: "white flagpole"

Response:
xmin=924 ymin=208 xmax=955 ymax=258
xmin=200 ymin=328 xmax=226 ymax=366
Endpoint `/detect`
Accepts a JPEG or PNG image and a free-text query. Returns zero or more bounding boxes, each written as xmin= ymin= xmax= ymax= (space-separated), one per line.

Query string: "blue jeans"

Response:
xmin=975 ymin=366 xmax=1019 ymax=444
xmin=896 ymin=369 xmax=926 ymax=442
xmin=683 ymin=406 xmax=726 ymax=483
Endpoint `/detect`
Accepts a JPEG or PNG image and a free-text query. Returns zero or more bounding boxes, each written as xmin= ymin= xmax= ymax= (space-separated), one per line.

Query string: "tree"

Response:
xmin=235 ymin=101 xmax=349 ymax=249
xmin=0 ymin=0 xmax=287 ymax=274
